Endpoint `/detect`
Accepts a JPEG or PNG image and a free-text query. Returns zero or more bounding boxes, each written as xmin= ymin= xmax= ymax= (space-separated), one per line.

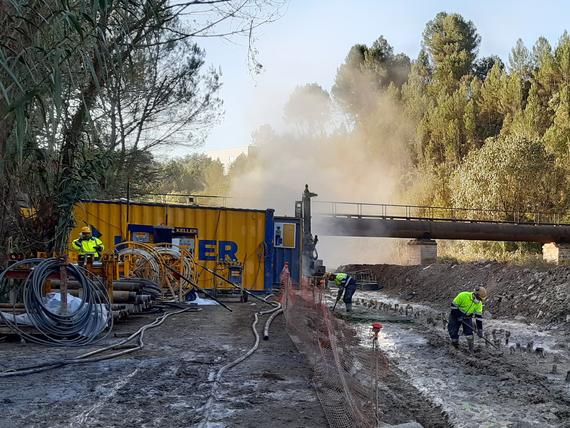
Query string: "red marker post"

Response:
xmin=372 ymin=322 xmax=383 ymax=338
xmin=371 ymin=322 xmax=383 ymax=422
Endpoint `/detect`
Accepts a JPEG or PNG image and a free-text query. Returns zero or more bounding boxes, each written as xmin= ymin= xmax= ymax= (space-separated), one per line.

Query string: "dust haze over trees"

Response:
xmin=4 ymin=6 xmax=570 ymax=261
xmin=220 ymin=11 xmax=570 ymax=259
xmin=0 ymin=0 xmax=284 ymax=258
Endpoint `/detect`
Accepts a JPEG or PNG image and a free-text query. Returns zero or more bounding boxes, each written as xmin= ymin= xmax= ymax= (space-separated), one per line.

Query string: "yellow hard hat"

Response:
xmin=474 ymin=286 xmax=488 ymax=300
xmin=81 ymin=226 xmax=92 ymax=234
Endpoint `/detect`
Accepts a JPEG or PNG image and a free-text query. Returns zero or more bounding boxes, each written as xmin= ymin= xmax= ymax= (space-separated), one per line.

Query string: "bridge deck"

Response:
xmin=312 ymin=202 xmax=570 ymax=243
xmin=317 ymin=213 xmax=566 ymax=226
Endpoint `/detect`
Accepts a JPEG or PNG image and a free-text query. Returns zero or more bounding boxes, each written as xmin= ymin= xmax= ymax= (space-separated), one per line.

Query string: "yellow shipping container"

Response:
xmin=71 ymin=201 xmax=272 ymax=291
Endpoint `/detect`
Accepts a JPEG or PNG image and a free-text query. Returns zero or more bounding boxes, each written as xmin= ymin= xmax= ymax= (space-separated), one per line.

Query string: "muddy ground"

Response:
xmin=328 ymin=261 xmax=570 ymax=428
xmin=336 ymin=261 xmax=570 ymax=427
xmin=353 ymin=308 xmax=570 ymax=428
xmin=0 ymin=299 xmax=451 ymax=428
xmin=0 ymin=303 xmax=327 ymax=428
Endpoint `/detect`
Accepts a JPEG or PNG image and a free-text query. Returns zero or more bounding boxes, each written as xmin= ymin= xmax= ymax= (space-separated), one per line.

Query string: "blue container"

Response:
xmin=271 ymin=216 xmax=301 ymax=288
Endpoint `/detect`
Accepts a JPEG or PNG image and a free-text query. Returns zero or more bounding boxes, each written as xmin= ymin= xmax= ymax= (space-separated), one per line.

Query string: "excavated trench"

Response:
xmin=338 ymin=291 xmax=570 ymax=428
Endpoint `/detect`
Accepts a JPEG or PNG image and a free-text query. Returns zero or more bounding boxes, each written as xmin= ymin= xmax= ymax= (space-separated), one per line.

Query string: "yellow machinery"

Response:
xmin=71 ymin=200 xmax=269 ymax=292
xmin=213 ymin=258 xmax=246 ymax=302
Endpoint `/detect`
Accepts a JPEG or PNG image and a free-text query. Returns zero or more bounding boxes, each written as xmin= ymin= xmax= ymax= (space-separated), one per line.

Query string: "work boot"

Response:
xmin=451 ymin=340 xmax=459 ymax=349
xmin=346 ymin=303 xmax=353 ymax=313
xmin=467 ymin=337 xmax=474 ymax=352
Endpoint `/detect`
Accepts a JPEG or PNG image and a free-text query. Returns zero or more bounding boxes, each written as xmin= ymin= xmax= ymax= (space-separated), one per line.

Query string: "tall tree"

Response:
xmin=402 ymin=50 xmax=433 ymax=125
xmin=509 ymin=39 xmax=532 ymax=79
xmin=452 ymin=135 xmax=567 ymax=217
xmin=479 ymin=61 xmax=531 ymax=140
xmin=0 ymin=0 xmax=284 ymax=257
xmin=283 ymin=83 xmax=332 ymax=135
xmin=157 ymin=154 xmax=229 ymax=195
xmin=422 ymin=12 xmax=480 ymax=85
xmin=543 ymin=33 xmax=570 ymax=157
xmin=473 ymin=55 xmax=504 ymax=81
xmin=532 ymin=36 xmax=553 ymax=66
xmin=524 ymin=35 xmax=561 ymax=138
xmin=332 ymin=36 xmax=410 ymax=118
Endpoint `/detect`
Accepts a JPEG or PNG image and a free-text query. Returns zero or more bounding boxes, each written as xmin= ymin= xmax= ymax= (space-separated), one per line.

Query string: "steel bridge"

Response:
xmin=312 ymin=201 xmax=570 ymax=243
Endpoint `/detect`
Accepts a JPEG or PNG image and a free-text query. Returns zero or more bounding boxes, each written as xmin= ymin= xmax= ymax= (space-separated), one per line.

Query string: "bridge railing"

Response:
xmin=130 ymin=193 xmax=230 ymax=207
xmin=312 ymin=201 xmax=568 ymax=225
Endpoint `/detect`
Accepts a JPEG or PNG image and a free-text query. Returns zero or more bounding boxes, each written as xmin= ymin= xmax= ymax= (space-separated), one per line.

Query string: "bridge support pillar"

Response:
xmin=406 ymin=239 xmax=437 ymax=265
xmin=542 ymin=243 xmax=570 ymax=264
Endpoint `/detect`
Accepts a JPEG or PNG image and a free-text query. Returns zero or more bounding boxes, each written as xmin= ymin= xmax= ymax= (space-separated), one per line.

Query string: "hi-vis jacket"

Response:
xmin=451 ymin=291 xmax=483 ymax=320
xmin=72 ymin=237 xmax=104 ymax=258
xmin=333 ymin=273 xmax=352 ymax=287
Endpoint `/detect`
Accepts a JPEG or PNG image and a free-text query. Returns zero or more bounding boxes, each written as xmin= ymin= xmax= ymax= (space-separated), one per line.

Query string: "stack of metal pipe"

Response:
xmin=51 ymin=277 xmax=161 ymax=321
xmin=111 ymin=279 xmax=161 ymax=319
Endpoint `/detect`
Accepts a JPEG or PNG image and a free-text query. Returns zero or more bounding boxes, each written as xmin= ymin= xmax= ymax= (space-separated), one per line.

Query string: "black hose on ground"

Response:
xmin=198 ymin=302 xmax=282 ymax=427
xmin=0 ymin=306 xmax=196 ymax=377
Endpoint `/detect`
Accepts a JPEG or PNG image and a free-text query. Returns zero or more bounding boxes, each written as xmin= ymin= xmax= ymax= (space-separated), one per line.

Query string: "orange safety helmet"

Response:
xmin=81 ymin=226 xmax=92 ymax=234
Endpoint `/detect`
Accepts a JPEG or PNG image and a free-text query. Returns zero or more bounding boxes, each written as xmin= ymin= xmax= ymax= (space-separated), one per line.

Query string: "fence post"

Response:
xmin=280 ymin=262 xmax=291 ymax=310
xmin=372 ymin=322 xmax=383 ymax=425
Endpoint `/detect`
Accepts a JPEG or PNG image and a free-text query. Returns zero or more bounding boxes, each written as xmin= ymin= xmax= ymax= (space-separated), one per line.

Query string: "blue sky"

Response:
xmin=188 ymin=0 xmax=570 ymax=164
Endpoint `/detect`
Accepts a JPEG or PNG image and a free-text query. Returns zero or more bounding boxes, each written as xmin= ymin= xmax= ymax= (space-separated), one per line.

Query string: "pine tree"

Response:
xmin=509 ymin=39 xmax=532 ymax=80
xmin=422 ymin=12 xmax=480 ymax=86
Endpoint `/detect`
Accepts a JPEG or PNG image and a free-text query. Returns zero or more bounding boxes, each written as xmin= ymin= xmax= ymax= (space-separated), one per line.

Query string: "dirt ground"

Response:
xmin=2 ymin=259 xmax=569 ymax=428
xmin=0 ymin=299 xmax=451 ymax=428
xmin=286 ymin=290 xmax=450 ymax=428
xmin=0 ymin=302 xmax=327 ymax=428
xmin=365 ymin=348 xmax=450 ymax=427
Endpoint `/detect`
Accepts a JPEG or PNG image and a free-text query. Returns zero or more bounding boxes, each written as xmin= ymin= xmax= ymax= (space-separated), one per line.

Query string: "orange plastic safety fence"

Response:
xmin=279 ymin=268 xmax=380 ymax=428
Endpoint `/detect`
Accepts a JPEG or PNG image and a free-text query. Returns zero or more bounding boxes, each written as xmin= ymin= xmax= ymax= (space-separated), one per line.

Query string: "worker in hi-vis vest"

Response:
xmin=448 ymin=287 xmax=488 ymax=350
xmin=72 ymin=226 xmax=104 ymax=261
xmin=328 ymin=272 xmax=357 ymax=312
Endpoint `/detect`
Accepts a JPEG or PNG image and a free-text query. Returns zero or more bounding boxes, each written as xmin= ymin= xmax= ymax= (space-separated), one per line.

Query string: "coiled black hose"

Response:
xmin=0 ymin=258 xmax=112 ymax=346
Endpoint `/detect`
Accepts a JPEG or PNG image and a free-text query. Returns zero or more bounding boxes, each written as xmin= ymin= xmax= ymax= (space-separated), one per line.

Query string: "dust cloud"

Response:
xmin=228 ymin=85 xmax=414 ymax=267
